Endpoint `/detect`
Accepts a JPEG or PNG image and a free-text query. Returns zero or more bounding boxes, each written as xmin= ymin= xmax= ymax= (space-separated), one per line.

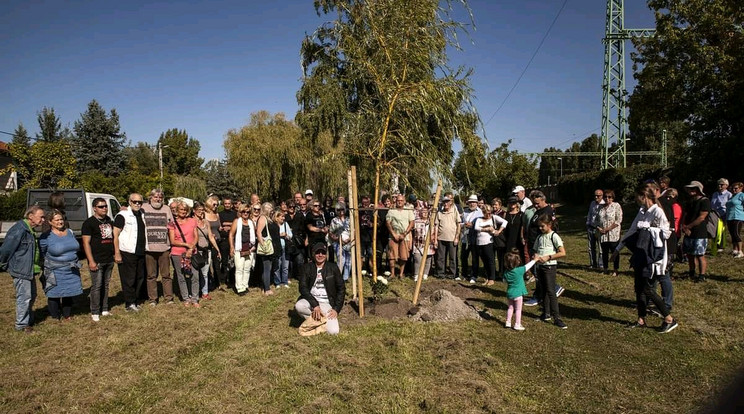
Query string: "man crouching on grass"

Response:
xmin=295 ymin=243 xmax=345 ymax=335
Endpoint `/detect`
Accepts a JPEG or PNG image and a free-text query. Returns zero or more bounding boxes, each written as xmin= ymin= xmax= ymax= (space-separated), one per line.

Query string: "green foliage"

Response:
xmin=630 ymin=0 xmax=743 ymax=182
xmin=8 ymin=123 xmax=32 ymax=188
xmin=453 ymin=140 xmax=538 ymax=198
xmin=123 ymin=142 xmax=159 ymax=176
xmin=36 ymin=107 xmax=70 ymax=142
xmin=157 ymin=129 xmax=204 ymax=177
xmin=370 ymin=278 xmax=389 ymax=301
xmin=79 ymin=170 xmax=168 ymax=203
xmin=174 ymin=175 xmax=207 ymax=202
xmin=0 ymin=189 xmax=27 ymax=220
xmin=204 ymin=159 xmax=240 ymax=199
xmin=24 ymin=140 xmax=77 ymax=189
xmin=297 ymin=0 xmax=481 ymax=198
xmin=72 ymin=99 xmax=127 ymax=176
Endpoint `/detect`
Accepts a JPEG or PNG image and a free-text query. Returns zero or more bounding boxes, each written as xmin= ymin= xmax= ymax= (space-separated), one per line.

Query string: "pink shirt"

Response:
xmin=168 ymin=217 xmax=198 ymax=256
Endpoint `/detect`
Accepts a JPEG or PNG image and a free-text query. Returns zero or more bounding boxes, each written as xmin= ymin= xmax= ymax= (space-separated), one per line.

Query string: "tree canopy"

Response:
xmin=72 ymin=99 xmax=127 ymax=176
xmin=157 ymin=129 xmax=204 ymax=177
xmin=36 ymin=107 xmax=70 ymax=142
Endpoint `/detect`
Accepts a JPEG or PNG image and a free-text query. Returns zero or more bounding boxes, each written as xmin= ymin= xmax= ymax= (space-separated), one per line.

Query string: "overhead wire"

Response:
xmin=483 ymin=0 xmax=569 ymax=127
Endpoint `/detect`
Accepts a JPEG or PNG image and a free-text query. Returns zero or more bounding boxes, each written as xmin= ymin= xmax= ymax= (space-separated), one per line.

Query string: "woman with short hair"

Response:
xmin=595 ymin=189 xmax=623 ymax=277
xmin=726 ymin=182 xmax=744 ymax=258
xmin=40 ymin=209 xmax=83 ymax=321
xmin=168 ymin=201 xmax=200 ymax=307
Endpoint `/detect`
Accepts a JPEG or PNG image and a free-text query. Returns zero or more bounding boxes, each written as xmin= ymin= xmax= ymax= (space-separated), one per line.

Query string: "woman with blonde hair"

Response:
xmin=193 ymin=201 xmax=221 ymax=300
xmin=255 ymin=202 xmax=280 ymax=295
xmin=228 ymin=204 xmax=255 ymax=296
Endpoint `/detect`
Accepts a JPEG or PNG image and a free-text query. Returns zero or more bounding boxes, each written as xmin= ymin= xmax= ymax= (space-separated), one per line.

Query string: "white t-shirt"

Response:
xmin=309 ymin=266 xmax=330 ymax=304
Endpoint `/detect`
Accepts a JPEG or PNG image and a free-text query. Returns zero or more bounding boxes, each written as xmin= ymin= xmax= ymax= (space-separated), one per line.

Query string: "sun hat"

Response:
xmin=466 ymin=194 xmax=478 ymax=203
xmin=685 ymin=181 xmax=705 ymax=196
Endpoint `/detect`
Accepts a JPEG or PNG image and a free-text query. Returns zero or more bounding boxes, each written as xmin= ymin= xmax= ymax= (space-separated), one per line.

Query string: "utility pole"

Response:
xmin=158 ymin=143 xmax=169 ymax=190
xmin=600 ymin=0 xmax=655 ymax=169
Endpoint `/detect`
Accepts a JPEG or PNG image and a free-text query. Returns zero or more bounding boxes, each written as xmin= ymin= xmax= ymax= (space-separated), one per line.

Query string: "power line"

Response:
xmin=483 ymin=0 xmax=569 ymax=127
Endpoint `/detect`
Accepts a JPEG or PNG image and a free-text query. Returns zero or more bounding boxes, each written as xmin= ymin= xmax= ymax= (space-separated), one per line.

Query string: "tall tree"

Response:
xmin=157 ymin=129 xmax=204 ymax=177
xmin=204 ymin=159 xmax=240 ymax=199
xmin=25 ymin=140 xmax=77 ymax=188
xmin=123 ymin=142 xmax=159 ymax=176
xmin=8 ymin=123 xmax=32 ymax=187
xmin=630 ymin=0 xmax=743 ymax=183
xmin=297 ymin=0 xmax=482 ymax=198
xmin=224 ymin=111 xmax=317 ymax=201
xmin=72 ymin=99 xmax=127 ymax=176
xmin=36 ymin=107 xmax=70 ymax=142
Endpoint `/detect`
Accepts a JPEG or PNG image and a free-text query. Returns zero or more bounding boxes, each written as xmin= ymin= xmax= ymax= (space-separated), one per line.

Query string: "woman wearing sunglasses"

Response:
xmin=229 ymin=205 xmax=256 ymax=295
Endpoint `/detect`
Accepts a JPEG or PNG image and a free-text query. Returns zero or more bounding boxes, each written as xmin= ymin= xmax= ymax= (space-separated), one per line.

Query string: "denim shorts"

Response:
xmin=683 ymin=237 xmax=708 ymax=256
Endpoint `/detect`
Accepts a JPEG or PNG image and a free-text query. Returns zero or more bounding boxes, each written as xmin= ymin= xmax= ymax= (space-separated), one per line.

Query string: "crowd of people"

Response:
xmin=1 ymin=176 xmax=741 ymax=336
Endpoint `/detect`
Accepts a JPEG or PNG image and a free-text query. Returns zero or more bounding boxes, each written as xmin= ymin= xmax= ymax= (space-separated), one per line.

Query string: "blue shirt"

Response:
xmin=712 ymin=190 xmax=732 ymax=216
xmin=726 ymin=192 xmax=744 ymax=221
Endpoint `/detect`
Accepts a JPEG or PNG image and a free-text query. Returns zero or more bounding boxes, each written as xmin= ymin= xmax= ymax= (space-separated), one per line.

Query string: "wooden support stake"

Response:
xmin=412 ymin=180 xmax=442 ymax=305
xmin=347 ymin=168 xmax=358 ymax=300
xmin=351 ymin=166 xmax=365 ymax=317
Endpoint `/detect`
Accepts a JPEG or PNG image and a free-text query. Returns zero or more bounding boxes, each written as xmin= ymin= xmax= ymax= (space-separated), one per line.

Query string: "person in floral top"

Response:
xmin=595 ymin=189 xmax=623 ymax=276
xmin=328 ymin=202 xmax=352 ymax=281
xmin=412 ymin=207 xmax=437 ymax=282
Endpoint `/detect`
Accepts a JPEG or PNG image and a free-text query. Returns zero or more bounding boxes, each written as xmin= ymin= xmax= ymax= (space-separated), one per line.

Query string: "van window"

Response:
xmin=109 ymin=199 xmax=121 ymax=218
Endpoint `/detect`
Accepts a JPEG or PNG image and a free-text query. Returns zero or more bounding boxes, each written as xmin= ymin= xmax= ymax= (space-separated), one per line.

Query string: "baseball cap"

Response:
xmin=304 ymin=189 xmax=314 ymax=196
xmin=312 ymin=242 xmax=327 ymax=254
xmin=512 ymin=185 xmax=525 ymax=193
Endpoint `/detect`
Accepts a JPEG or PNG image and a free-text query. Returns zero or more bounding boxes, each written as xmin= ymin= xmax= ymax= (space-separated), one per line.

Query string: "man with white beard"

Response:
xmin=141 ymin=189 xmax=175 ymax=305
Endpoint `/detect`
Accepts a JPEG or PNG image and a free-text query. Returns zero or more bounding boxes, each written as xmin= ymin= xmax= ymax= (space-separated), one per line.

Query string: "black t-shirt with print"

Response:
xmin=685 ymin=197 xmax=711 ymax=239
xmin=82 ymin=215 xmax=115 ymax=263
xmin=305 ymin=212 xmax=327 ymax=245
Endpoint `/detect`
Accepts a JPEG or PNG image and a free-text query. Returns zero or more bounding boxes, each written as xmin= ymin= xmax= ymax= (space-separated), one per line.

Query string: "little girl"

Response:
xmin=503 ymin=249 xmax=535 ymax=331
xmin=533 ymin=214 xmax=567 ymax=329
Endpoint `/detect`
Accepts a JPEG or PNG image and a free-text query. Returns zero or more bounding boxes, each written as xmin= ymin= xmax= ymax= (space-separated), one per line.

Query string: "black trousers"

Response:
xmin=634 ymin=270 xmax=670 ymax=319
xmin=536 ymin=264 xmax=560 ymax=319
xmin=217 ymin=238 xmax=234 ymax=287
xmin=460 ymin=242 xmax=474 ymax=279
xmin=118 ymin=252 xmax=146 ymax=307
xmin=472 ymin=243 xmax=495 ymax=281
xmin=289 ymin=250 xmax=305 ymax=280
xmin=600 ymin=241 xmax=620 ymax=271
xmin=495 ymin=245 xmax=507 ymax=279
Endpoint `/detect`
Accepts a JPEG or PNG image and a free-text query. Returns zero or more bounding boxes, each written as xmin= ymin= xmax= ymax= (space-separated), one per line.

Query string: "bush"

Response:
xmin=557 ymin=164 xmax=660 ymax=205
xmin=0 ymin=190 xmax=27 ymax=220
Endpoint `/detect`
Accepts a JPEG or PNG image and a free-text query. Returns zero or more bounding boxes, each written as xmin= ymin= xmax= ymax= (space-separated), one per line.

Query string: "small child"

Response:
xmin=503 ymin=249 xmax=535 ymax=331
xmin=533 ymin=214 xmax=567 ymax=329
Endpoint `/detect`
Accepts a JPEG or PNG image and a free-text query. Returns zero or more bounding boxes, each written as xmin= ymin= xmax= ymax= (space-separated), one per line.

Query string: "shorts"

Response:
xmin=683 ymin=237 xmax=707 ymax=256
xmin=388 ymin=238 xmax=411 ymax=261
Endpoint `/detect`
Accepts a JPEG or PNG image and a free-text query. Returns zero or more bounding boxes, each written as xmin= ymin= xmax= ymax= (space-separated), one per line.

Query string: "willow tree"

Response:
xmin=297 ymin=0 xmax=482 ymax=278
xmin=224 ymin=111 xmax=347 ymax=201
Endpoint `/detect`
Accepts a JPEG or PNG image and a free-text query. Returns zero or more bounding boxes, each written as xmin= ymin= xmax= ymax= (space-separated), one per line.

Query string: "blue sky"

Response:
xmin=0 ymin=0 xmax=656 ymax=163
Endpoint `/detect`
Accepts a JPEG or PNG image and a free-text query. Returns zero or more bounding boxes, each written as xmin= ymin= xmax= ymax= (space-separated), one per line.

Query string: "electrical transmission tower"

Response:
xmin=600 ymin=0 xmax=655 ymax=169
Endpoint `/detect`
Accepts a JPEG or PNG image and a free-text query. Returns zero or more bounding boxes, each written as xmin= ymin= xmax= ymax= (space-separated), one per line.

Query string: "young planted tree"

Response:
xmin=73 ymin=99 xmax=127 ymax=176
xmin=297 ymin=0 xmax=482 ymax=278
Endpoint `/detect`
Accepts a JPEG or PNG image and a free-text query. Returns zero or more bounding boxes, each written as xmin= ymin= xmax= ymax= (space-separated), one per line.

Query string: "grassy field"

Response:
xmin=1 ymin=207 xmax=743 ymax=413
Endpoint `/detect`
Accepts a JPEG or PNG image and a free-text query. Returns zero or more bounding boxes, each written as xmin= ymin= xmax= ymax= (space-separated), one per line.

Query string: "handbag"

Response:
xmin=191 ymin=249 xmax=207 ymax=268
xmin=174 ymin=219 xmax=195 ymax=277
xmin=256 ymin=218 xmax=275 ymax=256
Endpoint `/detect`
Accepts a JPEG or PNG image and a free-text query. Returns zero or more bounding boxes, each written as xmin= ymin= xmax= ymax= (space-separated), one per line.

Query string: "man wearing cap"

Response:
xmin=711 ymin=178 xmax=732 ymax=255
xmin=436 ymin=193 xmax=461 ymax=279
xmin=586 ymin=189 xmax=605 ymax=270
xmin=295 ymin=243 xmax=345 ymax=335
xmin=304 ymin=189 xmax=314 ymax=205
xmin=512 ymin=186 xmax=532 ymax=213
xmin=681 ymin=181 xmax=711 ymax=282
xmin=460 ymin=194 xmax=483 ymax=282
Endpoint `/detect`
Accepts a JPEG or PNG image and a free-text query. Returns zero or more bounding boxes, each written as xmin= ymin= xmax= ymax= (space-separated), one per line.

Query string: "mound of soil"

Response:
xmin=409 ymin=289 xmax=482 ymax=322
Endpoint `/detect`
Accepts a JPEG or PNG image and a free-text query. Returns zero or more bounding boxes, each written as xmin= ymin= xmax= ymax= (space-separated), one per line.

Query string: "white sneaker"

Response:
xmin=513 ymin=324 xmax=526 ymax=331
xmin=469 ymin=279 xmax=476 ymax=284
xmin=101 ymin=311 xmax=111 ymax=316
xmin=423 ymin=274 xmax=428 ymax=280
xmin=414 ymin=276 xmax=418 ymax=282
xmin=91 ymin=314 xmax=100 ymax=322
xmin=454 ymin=277 xmax=462 ymax=281
xmin=505 ymin=322 xmax=511 ymax=328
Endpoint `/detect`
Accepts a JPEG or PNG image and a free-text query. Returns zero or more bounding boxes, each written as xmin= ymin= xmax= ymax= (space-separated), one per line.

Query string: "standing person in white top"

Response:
xmin=459 ymin=195 xmax=483 ymax=281
xmin=472 ymin=205 xmax=507 ymax=285
xmin=512 ymin=186 xmax=532 ymax=212
xmin=113 ymin=193 xmax=148 ymax=312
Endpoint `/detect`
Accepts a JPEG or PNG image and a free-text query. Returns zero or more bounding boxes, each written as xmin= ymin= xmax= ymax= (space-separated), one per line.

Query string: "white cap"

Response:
xmin=304 ymin=189 xmax=313 ymax=196
xmin=512 ymin=185 xmax=525 ymax=193
xmin=467 ymin=194 xmax=478 ymax=203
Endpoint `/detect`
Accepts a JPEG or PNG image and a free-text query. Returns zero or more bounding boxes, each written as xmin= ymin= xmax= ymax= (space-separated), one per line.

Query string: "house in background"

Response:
xmin=0 ymin=141 xmax=18 ymax=194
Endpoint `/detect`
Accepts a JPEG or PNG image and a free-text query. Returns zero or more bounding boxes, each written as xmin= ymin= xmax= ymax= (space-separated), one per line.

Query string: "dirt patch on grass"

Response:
xmin=410 ymin=289 xmax=482 ymax=322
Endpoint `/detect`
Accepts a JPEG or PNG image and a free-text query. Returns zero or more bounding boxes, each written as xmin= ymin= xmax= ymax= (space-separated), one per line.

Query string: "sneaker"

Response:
xmin=628 ymin=321 xmax=646 ymax=329
xmin=454 ymin=277 xmax=462 ymax=281
xmin=524 ymin=298 xmax=539 ymax=307
xmin=283 ymin=284 xmax=290 ymax=288
xmin=469 ymin=279 xmax=476 ymax=284
xmin=735 ymin=251 xmax=744 ymax=259
xmin=287 ymin=280 xmax=292 ymax=285
xmin=555 ymin=286 xmax=565 ymax=297
xmin=101 ymin=311 xmax=111 ymax=316
xmin=513 ymin=325 xmax=526 ymax=331
xmin=505 ymin=322 xmax=512 ymax=329
xmin=414 ymin=276 xmax=418 ymax=282
xmin=149 ymin=302 xmax=157 ymax=307
xmin=540 ymin=314 xmax=552 ymax=322
xmin=659 ymin=319 xmax=679 ymax=334
xmin=91 ymin=314 xmax=100 ymax=322
xmin=695 ymin=275 xmax=707 ymax=283
xmin=554 ymin=319 xmax=568 ymax=329
xmin=126 ymin=304 xmax=140 ymax=312
xmin=423 ymin=274 xmax=428 ymax=280
xmin=166 ymin=300 xmax=175 ymax=305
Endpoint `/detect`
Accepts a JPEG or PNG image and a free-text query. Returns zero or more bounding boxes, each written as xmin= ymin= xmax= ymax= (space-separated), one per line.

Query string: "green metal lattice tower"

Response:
xmin=600 ymin=0 xmax=655 ymax=169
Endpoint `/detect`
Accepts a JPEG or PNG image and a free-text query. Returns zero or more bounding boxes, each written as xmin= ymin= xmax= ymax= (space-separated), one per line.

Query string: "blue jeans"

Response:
xmin=89 ymin=262 xmax=114 ymax=315
xmin=652 ymin=267 xmax=674 ymax=311
xmin=273 ymin=250 xmax=289 ymax=286
xmin=13 ymin=277 xmax=36 ymax=330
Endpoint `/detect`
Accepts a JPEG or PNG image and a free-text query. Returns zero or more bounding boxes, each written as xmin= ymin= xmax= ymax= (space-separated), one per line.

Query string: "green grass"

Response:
xmin=1 ymin=207 xmax=743 ymax=413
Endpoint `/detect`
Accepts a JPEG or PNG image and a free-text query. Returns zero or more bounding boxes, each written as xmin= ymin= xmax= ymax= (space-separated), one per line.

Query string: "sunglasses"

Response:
xmin=95 ymin=205 xmax=108 ymax=208
xmin=605 ymin=196 xmax=614 ymax=199
xmin=253 ymin=208 xmax=260 ymax=212
xmin=315 ymin=250 xmax=327 ymax=255
xmin=313 ymin=204 xmax=320 ymax=207
xmin=130 ymin=200 xmax=143 ymax=205
xmin=240 ymin=210 xmax=250 ymax=214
